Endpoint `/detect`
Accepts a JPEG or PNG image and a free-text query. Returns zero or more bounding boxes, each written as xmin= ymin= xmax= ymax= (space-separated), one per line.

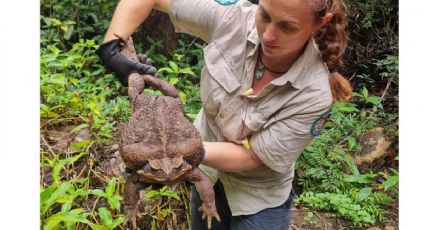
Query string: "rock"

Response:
xmin=354 ymin=127 xmax=392 ymax=172
xmin=98 ymin=151 xmax=126 ymax=177
xmin=384 ymin=225 xmax=396 ymax=230
xmin=45 ymin=125 xmax=91 ymax=154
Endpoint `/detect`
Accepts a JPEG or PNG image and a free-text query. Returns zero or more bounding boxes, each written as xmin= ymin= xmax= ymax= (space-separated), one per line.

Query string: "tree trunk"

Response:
xmin=133 ymin=10 xmax=177 ymax=57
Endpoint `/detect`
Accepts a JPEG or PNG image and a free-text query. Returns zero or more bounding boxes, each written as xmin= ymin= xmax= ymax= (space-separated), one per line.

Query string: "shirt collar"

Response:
xmin=247 ymin=27 xmax=320 ymax=90
xmin=271 ymin=38 xmax=319 ymax=89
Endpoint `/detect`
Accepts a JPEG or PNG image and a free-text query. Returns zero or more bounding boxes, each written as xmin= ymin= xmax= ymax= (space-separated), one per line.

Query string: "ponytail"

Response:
xmin=311 ymin=0 xmax=352 ymax=103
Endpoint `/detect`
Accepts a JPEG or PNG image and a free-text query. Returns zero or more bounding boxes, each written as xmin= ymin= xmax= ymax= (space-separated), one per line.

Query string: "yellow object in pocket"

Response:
xmin=241 ymin=139 xmax=250 ymax=150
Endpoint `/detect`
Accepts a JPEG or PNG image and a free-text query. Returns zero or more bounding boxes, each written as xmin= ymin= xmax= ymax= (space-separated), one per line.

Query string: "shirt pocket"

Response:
xmin=201 ymin=41 xmax=241 ymax=117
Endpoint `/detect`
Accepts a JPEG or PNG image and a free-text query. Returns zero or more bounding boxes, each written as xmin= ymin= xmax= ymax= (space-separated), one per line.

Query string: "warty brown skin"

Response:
xmin=117 ymin=37 xmax=219 ymax=229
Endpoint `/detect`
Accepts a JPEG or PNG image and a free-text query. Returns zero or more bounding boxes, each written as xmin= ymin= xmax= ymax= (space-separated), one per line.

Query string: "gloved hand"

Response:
xmin=97 ymin=38 xmax=157 ymax=86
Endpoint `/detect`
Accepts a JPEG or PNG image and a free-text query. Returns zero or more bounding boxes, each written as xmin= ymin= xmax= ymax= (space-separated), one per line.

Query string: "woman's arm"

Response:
xmin=202 ymin=142 xmax=263 ymax=172
xmin=104 ymin=0 xmax=170 ymax=42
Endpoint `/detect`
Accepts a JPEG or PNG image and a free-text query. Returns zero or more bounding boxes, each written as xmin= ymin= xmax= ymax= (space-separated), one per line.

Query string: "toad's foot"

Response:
xmin=124 ymin=203 xmax=139 ymax=230
xmin=199 ymin=202 xmax=221 ymax=229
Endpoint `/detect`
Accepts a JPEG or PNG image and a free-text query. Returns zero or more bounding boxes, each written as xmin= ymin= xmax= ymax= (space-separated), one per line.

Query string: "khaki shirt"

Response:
xmin=169 ymin=0 xmax=333 ymax=215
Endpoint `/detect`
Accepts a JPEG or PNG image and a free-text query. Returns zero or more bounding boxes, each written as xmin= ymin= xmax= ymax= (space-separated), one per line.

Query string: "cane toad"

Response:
xmin=118 ymin=37 xmax=219 ymax=229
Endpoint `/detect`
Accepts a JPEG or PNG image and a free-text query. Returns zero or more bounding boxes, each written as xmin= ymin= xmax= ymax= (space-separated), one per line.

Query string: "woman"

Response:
xmin=98 ymin=0 xmax=352 ymax=229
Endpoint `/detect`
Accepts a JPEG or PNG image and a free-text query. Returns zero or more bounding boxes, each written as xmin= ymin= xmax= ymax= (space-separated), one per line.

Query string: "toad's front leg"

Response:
xmin=185 ymin=169 xmax=220 ymax=229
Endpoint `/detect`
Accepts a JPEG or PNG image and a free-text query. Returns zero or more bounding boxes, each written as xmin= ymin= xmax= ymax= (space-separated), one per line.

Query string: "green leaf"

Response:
xmin=158 ymin=67 xmax=173 ymax=74
xmin=333 ymin=102 xmax=358 ymax=113
xmin=61 ymin=202 xmax=72 ymax=212
xmin=179 ymin=91 xmax=187 ymax=105
xmin=106 ymin=178 xmax=116 ymax=197
xmin=89 ymin=101 xmax=101 ymax=117
xmin=110 ymin=216 xmax=125 ymax=229
xmin=356 ymin=187 xmax=373 ymax=202
xmin=383 ymin=175 xmax=399 ymax=191
xmin=91 ymin=224 xmax=109 ymax=230
xmin=344 ymin=174 xmax=374 ymax=184
xmin=366 ymin=96 xmax=381 ymax=105
xmin=144 ymin=190 xmax=160 ymax=200
xmin=169 ymin=61 xmax=179 ymax=72
xmin=40 ymin=184 xmax=57 ymax=206
xmin=179 ymin=67 xmax=195 ymax=75
xmin=352 ymin=92 xmax=363 ymax=99
xmin=86 ymin=39 xmax=95 ymax=47
xmin=88 ymin=189 xmax=106 ymax=198
xmin=71 ymin=123 xmax=90 ymax=134
xmin=98 ymin=207 xmax=113 ymax=226
xmin=46 ymin=74 xmax=66 ymax=87
xmin=151 ymin=218 xmax=157 ymax=230
xmin=169 ymin=77 xmax=179 ymax=85
xmin=162 ymin=191 xmax=180 ymax=200
xmin=42 ymin=182 xmax=72 ymax=214
xmin=107 ymin=195 xmax=122 ymax=210
xmin=160 ymin=208 xmax=171 ymax=217
xmin=69 ymin=139 xmax=92 ymax=151
xmin=347 ymin=137 xmax=357 ymax=150
xmin=186 ymin=113 xmax=198 ymax=120
xmin=44 ymin=209 xmax=94 ymax=230
xmin=344 ymin=154 xmax=359 ymax=175
xmin=63 ymin=25 xmax=74 ymax=40
xmin=361 ymin=87 xmax=369 ymax=98
xmin=50 ymin=18 xmax=62 ymax=26
xmin=74 ymin=189 xmax=89 ymax=197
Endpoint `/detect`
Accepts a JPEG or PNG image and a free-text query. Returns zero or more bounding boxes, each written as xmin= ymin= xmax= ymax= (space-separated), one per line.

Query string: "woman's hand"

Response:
xmin=97 ymin=38 xmax=157 ymax=86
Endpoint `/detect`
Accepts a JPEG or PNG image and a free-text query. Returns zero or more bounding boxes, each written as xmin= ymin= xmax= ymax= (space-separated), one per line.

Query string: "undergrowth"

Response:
xmin=40 ymin=0 xmax=398 ymax=229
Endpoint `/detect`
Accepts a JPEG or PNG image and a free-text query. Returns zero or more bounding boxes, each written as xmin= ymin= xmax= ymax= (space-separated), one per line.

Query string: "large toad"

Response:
xmin=118 ymin=37 xmax=219 ymax=229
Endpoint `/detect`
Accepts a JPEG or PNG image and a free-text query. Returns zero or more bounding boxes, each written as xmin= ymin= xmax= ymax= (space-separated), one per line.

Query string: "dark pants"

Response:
xmin=190 ymin=180 xmax=294 ymax=230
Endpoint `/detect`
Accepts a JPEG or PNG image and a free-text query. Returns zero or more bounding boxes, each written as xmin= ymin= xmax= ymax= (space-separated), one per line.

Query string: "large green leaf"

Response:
xmin=42 ymin=182 xmax=72 ymax=214
xmin=105 ymin=178 xmax=116 ymax=197
xmin=356 ymin=187 xmax=373 ymax=202
xmin=98 ymin=207 xmax=113 ymax=226
xmin=44 ymin=209 xmax=93 ymax=230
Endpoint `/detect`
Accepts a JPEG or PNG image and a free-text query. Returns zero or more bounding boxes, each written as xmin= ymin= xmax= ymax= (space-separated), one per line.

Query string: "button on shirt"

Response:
xmin=169 ymin=0 xmax=333 ymax=215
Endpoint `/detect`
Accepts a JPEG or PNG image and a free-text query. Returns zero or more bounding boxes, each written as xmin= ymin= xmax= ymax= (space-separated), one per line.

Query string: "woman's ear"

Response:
xmin=321 ymin=12 xmax=333 ymax=26
xmin=314 ymin=12 xmax=333 ymax=32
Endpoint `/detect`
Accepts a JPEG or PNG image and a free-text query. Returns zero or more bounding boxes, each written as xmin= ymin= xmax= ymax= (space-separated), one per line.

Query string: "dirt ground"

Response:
xmin=289 ymin=207 xmax=398 ymax=230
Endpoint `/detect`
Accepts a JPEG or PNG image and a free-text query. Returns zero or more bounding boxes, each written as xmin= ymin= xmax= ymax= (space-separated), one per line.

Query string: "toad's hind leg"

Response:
xmin=123 ymin=174 xmax=142 ymax=229
xmin=123 ymin=174 xmax=148 ymax=230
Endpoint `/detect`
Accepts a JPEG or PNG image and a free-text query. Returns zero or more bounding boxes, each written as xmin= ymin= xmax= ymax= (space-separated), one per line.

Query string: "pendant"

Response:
xmin=255 ymin=62 xmax=265 ymax=80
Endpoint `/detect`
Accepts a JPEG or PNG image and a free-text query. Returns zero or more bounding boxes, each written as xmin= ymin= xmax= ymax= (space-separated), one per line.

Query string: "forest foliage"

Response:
xmin=40 ymin=0 xmax=398 ymax=229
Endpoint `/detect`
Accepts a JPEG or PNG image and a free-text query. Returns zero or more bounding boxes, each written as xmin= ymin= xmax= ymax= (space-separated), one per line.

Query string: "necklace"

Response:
xmin=255 ymin=46 xmax=288 ymax=80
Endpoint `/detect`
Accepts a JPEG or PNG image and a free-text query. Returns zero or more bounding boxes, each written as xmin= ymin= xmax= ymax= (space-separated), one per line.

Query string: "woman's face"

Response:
xmin=255 ymin=0 xmax=321 ymax=58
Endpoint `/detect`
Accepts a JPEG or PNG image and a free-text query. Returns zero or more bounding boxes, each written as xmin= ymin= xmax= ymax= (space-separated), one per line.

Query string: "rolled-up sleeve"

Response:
xmin=250 ymin=99 xmax=332 ymax=173
xmin=169 ymin=0 xmax=237 ymax=42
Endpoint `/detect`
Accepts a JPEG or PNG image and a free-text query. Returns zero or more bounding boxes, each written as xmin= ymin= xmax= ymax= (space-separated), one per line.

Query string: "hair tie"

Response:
xmin=328 ymin=66 xmax=339 ymax=73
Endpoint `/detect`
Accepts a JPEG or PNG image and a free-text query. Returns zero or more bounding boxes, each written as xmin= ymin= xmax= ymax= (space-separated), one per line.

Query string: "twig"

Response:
xmin=315 ymin=212 xmax=328 ymax=230
xmin=181 ymin=37 xmax=199 ymax=58
xmin=290 ymin=223 xmax=300 ymax=230
xmin=40 ymin=135 xmax=58 ymax=158
xmin=41 ymin=116 xmax=82 ymax=128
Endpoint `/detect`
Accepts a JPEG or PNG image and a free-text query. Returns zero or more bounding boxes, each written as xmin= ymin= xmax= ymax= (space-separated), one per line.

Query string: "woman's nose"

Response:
xmin=262 ymin=25 xmax=277 ymax=42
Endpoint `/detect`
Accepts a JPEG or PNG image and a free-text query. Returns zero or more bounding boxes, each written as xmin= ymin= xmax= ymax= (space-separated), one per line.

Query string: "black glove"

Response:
xmin=97 ymin=38 xmax=157 ymax=86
